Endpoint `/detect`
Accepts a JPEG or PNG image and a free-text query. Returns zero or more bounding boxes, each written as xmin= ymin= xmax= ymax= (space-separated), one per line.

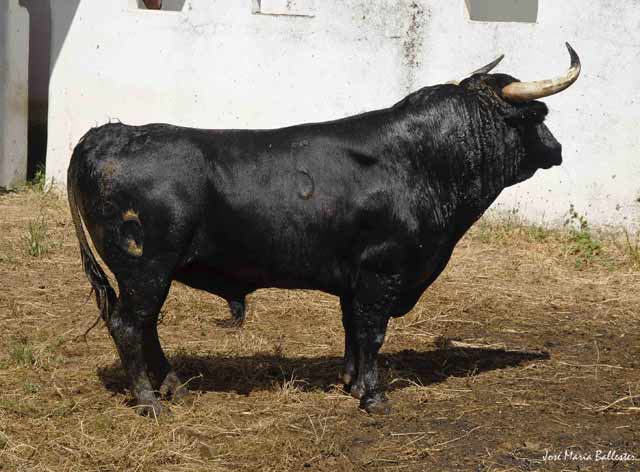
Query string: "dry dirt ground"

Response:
xmin=0 ymin=187 xmax=639 ymax=471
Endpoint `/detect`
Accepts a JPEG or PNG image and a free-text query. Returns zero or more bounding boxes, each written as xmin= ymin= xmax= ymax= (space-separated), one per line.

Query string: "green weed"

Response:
xmin=25 ymin=213 xmax=49 ymax=257
xmin=32 ymin=166 xmax=47 ymax=192
xmin=564 ymin=204 xmax=601 ymax=268
xmin=9 ymin=340 xmax=35 ymax=367
xmin=7 ymin=337 xmax=63 ymax=371
xmin=523 ymin=223 xmax=551 ymax=242
xmin=10 ymin=164 xmax=53 ymax=194
xmin=23 ymin=382 xmax=40 ymax=394
xmin=473 ymin=209 xmax=551 ymax=244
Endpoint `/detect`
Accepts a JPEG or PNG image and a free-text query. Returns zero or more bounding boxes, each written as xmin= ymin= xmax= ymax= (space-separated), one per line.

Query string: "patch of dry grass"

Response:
xmin=0 ymin=188 xmax=639 ymax=471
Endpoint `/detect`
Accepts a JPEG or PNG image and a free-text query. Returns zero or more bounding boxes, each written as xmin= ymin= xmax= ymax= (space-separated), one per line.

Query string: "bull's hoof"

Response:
xmin=360 ymin=394 xmax=391 ymax=415
xmin=350 ymin=384 xmax=365 ymax=400
xmin=342 ymin=372 xmax=353 ymax=386
xmin=159 ymin=371 xmax=189 ymax=402
xmin=133 ymin=388 xmax=164 ymax=417
xmin=135 ymin=399 xmax=164 ymax=417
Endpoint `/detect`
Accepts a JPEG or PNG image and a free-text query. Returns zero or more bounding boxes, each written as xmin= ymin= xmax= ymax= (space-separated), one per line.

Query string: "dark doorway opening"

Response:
xmin=19 ymin=0 xmax=51 ymax=180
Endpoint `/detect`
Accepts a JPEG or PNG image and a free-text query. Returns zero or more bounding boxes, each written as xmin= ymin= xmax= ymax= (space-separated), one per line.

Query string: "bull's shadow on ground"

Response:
xmin=97 ymin=346 xmax=549 ymax=396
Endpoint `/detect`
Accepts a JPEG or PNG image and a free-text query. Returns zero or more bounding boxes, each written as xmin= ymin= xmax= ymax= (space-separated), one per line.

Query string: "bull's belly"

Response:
xmin=185 ymin=211 xmax=354 ymax=294
xmin=175 ymin=254 xmax=348 ymax=296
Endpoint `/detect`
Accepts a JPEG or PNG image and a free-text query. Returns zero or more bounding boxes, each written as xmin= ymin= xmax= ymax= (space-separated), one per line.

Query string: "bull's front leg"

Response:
xmin=347 ymin=271 xmax=398 ymax=414
xmin=351 ymin=305 xmax=391 ymax=413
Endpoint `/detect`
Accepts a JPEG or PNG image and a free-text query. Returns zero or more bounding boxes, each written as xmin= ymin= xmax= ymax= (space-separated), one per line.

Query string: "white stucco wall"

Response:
xmin=45 ymin=0 xmax=640 ymax=228
xmin=0 ymin=0 xmax=29 ymax=187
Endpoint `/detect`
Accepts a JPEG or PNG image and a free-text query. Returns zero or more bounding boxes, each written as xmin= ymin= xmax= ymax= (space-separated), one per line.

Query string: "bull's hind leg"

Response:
xmin=340 ymin=297 xmax=359 ymax=395
xmin=108 ymin=276 xmax=172 ymax=416
xmin=217 ymin=295 xmax=246 ymax=328
xmin=227 ymin=297 xmax=246 ymax=326
xmin=144 ymin=323 xmax=187 ymax=402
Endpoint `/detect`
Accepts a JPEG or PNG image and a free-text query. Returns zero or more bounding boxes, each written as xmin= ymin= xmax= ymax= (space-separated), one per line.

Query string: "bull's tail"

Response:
xmin=67 ymin=149 xmax=117 ymax=323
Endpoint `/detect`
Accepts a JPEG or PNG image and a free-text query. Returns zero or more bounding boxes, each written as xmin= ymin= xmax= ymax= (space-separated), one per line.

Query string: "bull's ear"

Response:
xmin=505 ymin=101 xmax=549 ymax=125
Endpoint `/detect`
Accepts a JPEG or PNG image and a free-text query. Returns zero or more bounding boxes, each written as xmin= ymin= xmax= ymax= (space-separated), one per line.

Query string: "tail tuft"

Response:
xmin=68 ymin=145 xmax=117 ymax=324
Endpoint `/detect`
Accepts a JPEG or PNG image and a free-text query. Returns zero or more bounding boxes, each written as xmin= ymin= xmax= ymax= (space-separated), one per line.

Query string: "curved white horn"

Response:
xmin=502 ymin=43 xmax=581 ymax=103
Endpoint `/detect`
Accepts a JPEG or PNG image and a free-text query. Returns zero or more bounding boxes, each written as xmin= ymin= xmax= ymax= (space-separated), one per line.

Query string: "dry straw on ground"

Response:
xmin=0 ymin=187 xmax=639 ymax=471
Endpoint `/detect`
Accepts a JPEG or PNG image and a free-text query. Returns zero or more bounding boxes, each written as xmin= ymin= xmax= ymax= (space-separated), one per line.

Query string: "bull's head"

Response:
xmin=455 ymin=43 xmax=581 ymax=186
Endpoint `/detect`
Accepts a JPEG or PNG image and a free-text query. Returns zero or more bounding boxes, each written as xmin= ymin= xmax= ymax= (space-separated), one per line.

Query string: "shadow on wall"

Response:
xmin=17 ymin=0 xmax=81 ymax=179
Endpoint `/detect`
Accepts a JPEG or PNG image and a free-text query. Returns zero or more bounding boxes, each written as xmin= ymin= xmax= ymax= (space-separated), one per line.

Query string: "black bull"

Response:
xmin=68 ymin=45 xmax=580 ymax=415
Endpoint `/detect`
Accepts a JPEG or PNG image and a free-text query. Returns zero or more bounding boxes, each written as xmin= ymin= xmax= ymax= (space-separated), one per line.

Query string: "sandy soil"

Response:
xmin=0 ymin=188 xmax=639 ymax=471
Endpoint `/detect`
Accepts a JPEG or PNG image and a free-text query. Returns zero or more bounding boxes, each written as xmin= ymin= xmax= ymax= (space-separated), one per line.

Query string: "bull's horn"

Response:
xmin=447 ymin=54 xmax=505 ymax=85
xmin=470 ymin=54 xmax=505 ymax=75
xmin=502 ymin=43 xmax=581 ymax=103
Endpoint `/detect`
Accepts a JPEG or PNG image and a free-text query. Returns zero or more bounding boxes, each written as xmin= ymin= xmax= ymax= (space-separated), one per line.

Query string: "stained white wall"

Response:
xmin=45 ymin=0 xmax=640 ymax=228
xmin=0 ymin=0 xmax=29 ymax=187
